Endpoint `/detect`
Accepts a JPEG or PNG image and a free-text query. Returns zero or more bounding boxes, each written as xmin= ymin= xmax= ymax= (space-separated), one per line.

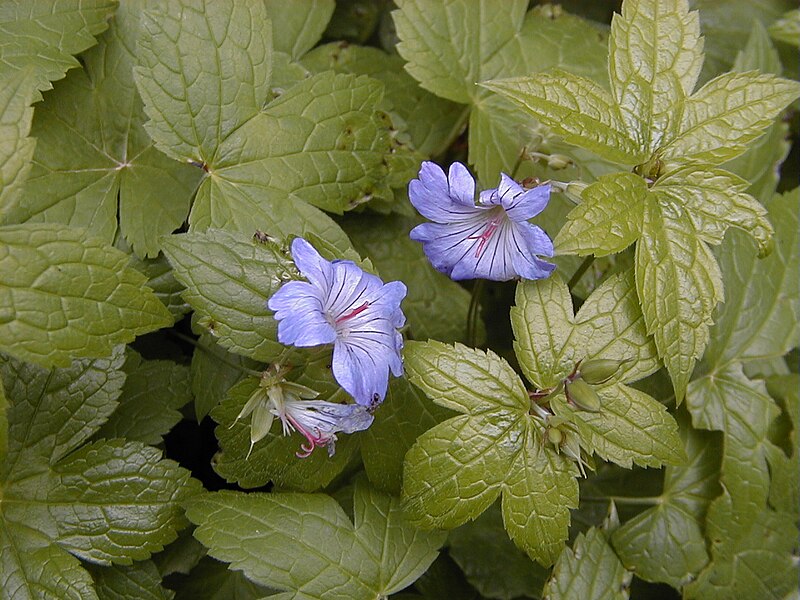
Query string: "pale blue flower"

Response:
xmin=268 ymin=238 xmax=406 ymax=408
xmin=409 ymin=161 xmax=555 ymax=281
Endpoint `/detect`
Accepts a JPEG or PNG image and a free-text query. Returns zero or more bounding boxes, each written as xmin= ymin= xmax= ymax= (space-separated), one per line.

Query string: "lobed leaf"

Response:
xmin=0 ymin=224 xmax=172 ymax=368
xmin=0 ymin=69 xmax=37 ymax=219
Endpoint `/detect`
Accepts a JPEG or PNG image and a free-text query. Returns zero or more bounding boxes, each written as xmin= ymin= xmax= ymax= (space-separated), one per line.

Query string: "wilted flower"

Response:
xmin=408 ymin=161 xmax=555 ymax=281
xmin=268 ymin=237 xmax=406 ymax=408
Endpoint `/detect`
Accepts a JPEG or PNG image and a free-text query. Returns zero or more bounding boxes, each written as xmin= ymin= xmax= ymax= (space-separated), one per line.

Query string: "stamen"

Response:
xmin=335 ymin=301 xmax=370 ymax=324
xmin=468 ymin=220 xmax=501 ymax=258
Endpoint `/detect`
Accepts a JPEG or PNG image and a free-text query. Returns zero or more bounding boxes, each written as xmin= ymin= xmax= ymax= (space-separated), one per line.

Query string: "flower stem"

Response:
xmin=511 ymin=146 xmax=527 ymax=179
xmin=466 ymin=279 xmax=485 ymax=347
xmin=168 ymin=330 xmax=265 ymax=378
xmin=567 ymin=255 xmax=595 ymax=291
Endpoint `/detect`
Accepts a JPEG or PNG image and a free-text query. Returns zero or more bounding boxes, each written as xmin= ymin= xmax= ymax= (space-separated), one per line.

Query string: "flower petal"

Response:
xmin=448 ymin=162 xmax=476 ymax=205
xmin=409 ymin=161 xmax=483 ymax=223
xmin=410 ymin=220 xmax=488 ymax=277
xmin=509 ymin=223 xmax=557 ymax=280
xmin=290 ymin=237 xmax=332 ymax=290
xmin=268 ymin=281 xmax=336 ymax=346
xmin=502 ymin=183 xmax=552 ymax=221
xmin=332 ymin=334 xmax=393 ymax=407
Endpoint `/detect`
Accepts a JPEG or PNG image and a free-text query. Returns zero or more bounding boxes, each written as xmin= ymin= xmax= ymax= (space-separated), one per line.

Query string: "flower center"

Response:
xmin=334 ymin=301 xmax=370 ymax=325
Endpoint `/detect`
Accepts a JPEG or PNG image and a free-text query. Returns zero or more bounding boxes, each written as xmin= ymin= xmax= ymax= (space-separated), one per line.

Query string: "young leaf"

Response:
xmin=661 ymin=70 xmax=800 ymax=165
xmin=0 ymin=69 xmax=37 ymax=218
xmin=636 ymin=200 xmax=724 ymax=402
xmin=0 ymin=352 xmax=198 ymax=596
xmin=543 ymin=526 xmax=630 ymax=600
xmin=0 ymin=223 xmax=173 ymax=368
xmin=94 ymin=351 xmax=192 ymax=445
xmin=482 ymin=72 xmax=643 ymax=166
xmin=611 ymin=413 xmax=722 ymax=588
xmin=554 ymin=173 xmax=648 ymax=257
xmin=0 ymin=0 xmax=117 ymax=94
xmin=134 ymin=0 xmax=272 ymax=164
xmin=608 ymin=0 xmax=703 ymax=153
xmin=10 ymin=2 xmax=201 ymax=258
xmin=161 ymin=229 xmax=291 ymax=363
xmin=186 ymin=481 xmax=446 ymax=597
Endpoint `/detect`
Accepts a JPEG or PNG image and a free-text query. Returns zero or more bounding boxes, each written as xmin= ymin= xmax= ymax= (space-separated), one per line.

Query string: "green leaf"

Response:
xmin=360 ymin=377 xmax=449 ymax=495
xmin=448 ymin=502 xmax=549 ymax=600
xmin=765 ymin=375 xmax=799 ymax=517
xmin=0 ymin=223 xmax=172 ymax=368
xmin=482 ymin=71 xmax=643 ymax=165
xmin=264 ymin=0 xmax=334 ymax=60
xmin=392 ymin=0 xmax=530 ymax=103
xmin=128 ymin=252 xmax=191 ymax=321
xmin=551 ymin=383 xmax=685 ymax=469
xmin=345 ymin=214 xmax=477 ymax=343
xmin=661 ymin=71 xmax=800 ymax=165
xmin=94 ymin=351 xmax=192 ymax=445
xmin=0 ymin=0 xmax=117 ymax=94
xmin=9 ymin=3 xmax=201 ymax=257
xmin=89 ymin=560 xmax=173 ymax=600
xmin=0 ymin=351 xmax=198 ymax=594
xmin=636 ymin=200 xmax=724 ymax=402
xmin=655 ymin=167 xmax=773 ymax=257
xmin=0 ymin=69 xmax=37 ymax=218
xmin=502 ymin=428 xmax=579 ymax=566
xmin=161 ymin=229 xmax=290 ymax=363
xmin=543 ymin=526 xmax=630 ymax=600
xmin=554 ymin=173 xmax=647 ymax=257
xmin=171 ymin=556 xmax=273 ymax=600
xmin=611 ymin=413 xmax=721 ymax=588
xmin=212 ymin=375 xmax=357 ymax=491
xmin=209 ymin=71 xmax=390 ymax=215
xmin=191 ymin=334 xmax=259 ymax=421
xmin=186 ymin=480 xmax=446 ymax=597
xmin=769 ymin=8 xmax=800 ymax=47
xmin=733 ymin=21 xmax=782 ymax=74
xmin=706 ymin=189 xmax=799 ymax=366
xmin=608 ymin=0 xmax=703 ymax=154
xmin=134 ymin=0 xmax=272 ymax=164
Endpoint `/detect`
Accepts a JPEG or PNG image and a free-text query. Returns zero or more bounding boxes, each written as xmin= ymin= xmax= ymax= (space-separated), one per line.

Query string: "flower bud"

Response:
xmin=579 ymin=358 xmax=625 ymax=385
xmin=566 ymin=378 xmax=602 ymax=412
xmin=547 ymin=427 xmax=564 ymax=446
xmin=546 ymin=154 xmax=573 ymax=170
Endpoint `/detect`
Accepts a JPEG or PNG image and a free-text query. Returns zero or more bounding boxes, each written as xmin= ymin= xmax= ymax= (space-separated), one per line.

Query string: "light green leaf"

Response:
xmin=482 ymin=71 xmax=643 ymax=165
xmin=186 ymin=481 xmax=446 ymax=597
xmin=188 ymin=174 xmax=354 ymax=255
xmin=89 ymin=560 xmax=173 ymax=600
xmin=706 ymin=189 xmax=799 ymax=366
xmin=212 ymin=376 xmax=357 ymax=491
xmin=501 ymin=428 xmax=579 ymax=566
xmin=0 ymin=69 xmax=37 ymax=218
xmin=511 ymin=276 xmax=581 ymax=390
xmin=191 ymin=334 xmax=259 ymax=421
xmin=392 ymin=0 xmax=529 ymax=103
xmin=264 ymin=0 xmax=334 ymax=60
xmin=360 ymin=377 xmax=449 ymax=495
xmin=0 ymin=224 xmax=172 ymax=368
xmin=301 ymin=42 xmax=465 ymax=157
xmin=636 ymin=200 xmax=724 ymax=402
xmin=554 ymin=172 xmax=647 ymax=257
xmin=134 ymin=0 xmax=272 ymax=164
xmin=574 ymin=270 xmax=660 ymax=384
xmin=161 ymin=229 xmax=290 ymax=363
xmin=0 ymin=348 xmax=125 ymax=483
xmin=210 ymin=72 xmax=389 ymax=215
xmin=655 ymin=167 xmax=773 ymax=257
xmin=769 ymin=8 xmax=800 ymax=46
xmin=448 ymin=502 xmax=549 ymax=600
xmin=345 ymin=214 xmax=477 ymax=343
xmin=94 ymin=352 xmax=192 ymax=445
xmin=8 ymin=2 xmax=201 ymax=257
xmin=733 ymin=20 xmax=782 ymax=74
xmin=612 ymin=413 xmax=721 ymax=588
xmin=543 ymin=526 xmax=630 ymax=600
xmin=661 ymin=71 xmax=800 ymax=165
xmin=552 ymin=383 xmax=685 ymax=468
xmin=0 ymin=0 xmax=117 ymax=94
xmin=608 ymin=0 xmax=703 ymax=153
xmin=404 ymin=341 xmax=529 ymax=414
xmin=403 ymin=412 xmax=523 ymax=530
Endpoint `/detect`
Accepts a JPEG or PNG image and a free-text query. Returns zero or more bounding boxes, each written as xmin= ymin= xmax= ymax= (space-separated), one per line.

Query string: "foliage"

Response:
xmin=0 ymin=0 xmax=797 ymax=598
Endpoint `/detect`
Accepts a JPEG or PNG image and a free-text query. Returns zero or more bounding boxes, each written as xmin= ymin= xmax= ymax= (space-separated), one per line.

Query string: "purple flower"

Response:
xmin=268 ymin=238 xmax=406 ymax=408
xmin=409 ymin=161 xmax=555 ymax=281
